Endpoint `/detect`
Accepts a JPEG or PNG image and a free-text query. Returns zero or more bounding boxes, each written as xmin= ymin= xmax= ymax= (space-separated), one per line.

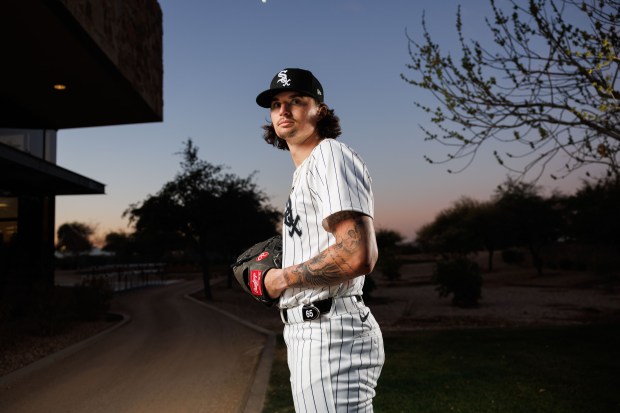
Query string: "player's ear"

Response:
xmin=316 ymin=104 xmax=327 ymax=119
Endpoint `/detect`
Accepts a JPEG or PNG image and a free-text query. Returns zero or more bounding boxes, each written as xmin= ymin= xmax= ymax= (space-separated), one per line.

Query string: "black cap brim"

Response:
xmin=256 ymin=88 xmax=288 ymax=108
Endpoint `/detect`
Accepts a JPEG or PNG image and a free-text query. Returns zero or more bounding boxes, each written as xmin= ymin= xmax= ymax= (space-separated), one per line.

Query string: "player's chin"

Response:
xmin=275 ymin=125 xmax=296 ymax=137
xmin=275 ymin=132 xmax=293 ymax=141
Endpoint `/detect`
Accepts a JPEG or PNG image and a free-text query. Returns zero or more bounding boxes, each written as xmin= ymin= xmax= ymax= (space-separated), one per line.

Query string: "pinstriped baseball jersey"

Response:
xmin=279 ymin=138 xmax=374 ymax=309
xmin=278 ymin=137 xmax=384 ymax=412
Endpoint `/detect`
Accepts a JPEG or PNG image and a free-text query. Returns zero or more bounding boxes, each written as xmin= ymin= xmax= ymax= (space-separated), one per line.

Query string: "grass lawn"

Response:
xmin=262 ymin=324 xmax=619 ymax=413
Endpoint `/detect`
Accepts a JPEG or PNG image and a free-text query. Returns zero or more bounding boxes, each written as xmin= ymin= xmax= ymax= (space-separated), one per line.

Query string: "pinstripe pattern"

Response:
xmin=278 ymin=139 xmax=384 ymax=412
xmin=280 ymin=139 xmax=374 ymax=309
xmin=283 ymin=297 xmax=385 ymax=412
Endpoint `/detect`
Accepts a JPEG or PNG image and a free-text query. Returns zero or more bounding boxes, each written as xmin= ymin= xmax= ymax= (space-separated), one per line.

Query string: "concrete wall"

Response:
xmin=57 ymin=0 xmax=163 ymax=118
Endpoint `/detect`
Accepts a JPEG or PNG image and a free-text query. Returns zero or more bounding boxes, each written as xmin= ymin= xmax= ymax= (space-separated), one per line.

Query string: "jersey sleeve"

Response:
xmin=310 ymin=140 xmax=374 ymax=222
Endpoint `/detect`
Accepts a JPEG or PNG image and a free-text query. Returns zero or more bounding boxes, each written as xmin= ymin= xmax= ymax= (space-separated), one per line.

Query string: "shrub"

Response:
xmin=433 ymin=257 xmax=482 ymax=308
xmin=378 ymin=253 xmax=402 ymax=281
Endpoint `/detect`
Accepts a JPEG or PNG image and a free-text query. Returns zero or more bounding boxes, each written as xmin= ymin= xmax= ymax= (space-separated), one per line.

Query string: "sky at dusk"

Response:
xmin=55 ymin=0 xmax=598 ymax=244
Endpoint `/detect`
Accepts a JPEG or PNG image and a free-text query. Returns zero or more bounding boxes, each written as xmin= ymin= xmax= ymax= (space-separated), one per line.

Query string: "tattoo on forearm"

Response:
xmin=284 ymin=212 xmax=368 ymax=288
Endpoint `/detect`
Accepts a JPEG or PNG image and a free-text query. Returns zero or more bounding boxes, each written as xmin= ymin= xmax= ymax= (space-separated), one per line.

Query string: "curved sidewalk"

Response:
xmin=0 ymin=279 xmax=275 ymax=413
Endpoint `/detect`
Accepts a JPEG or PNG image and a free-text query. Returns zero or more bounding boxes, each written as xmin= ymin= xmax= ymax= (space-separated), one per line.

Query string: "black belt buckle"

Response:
xmin=302 ymin=304 xmax=320 ymax=321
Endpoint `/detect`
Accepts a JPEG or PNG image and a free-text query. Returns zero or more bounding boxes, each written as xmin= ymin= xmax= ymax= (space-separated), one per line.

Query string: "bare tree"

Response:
xmin=402 ymin=0 xmax=619 ymax=180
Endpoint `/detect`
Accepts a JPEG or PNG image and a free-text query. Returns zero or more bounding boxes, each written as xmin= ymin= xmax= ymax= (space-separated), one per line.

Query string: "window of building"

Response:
xmin=0 ymin=196 xmax=18 ymax=244
xmin=0 ymin=128 xmax=57 ymax=162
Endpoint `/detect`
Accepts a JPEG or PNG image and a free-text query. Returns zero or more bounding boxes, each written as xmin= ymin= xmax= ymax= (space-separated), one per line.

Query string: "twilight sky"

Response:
xmin=55 ymin=0 xmax=597 ymax=244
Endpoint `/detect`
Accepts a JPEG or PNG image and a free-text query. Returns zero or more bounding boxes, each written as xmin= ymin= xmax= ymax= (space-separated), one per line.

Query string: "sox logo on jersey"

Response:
xmin=284 ymin=198 xmax=302 ymax=237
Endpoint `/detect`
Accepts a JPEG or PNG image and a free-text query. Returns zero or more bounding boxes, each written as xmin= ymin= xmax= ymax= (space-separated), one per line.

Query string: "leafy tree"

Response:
xmin=565 ymin=177 xmax=620 ymax=282
xmin=124 ymin=140 xmax=280 ymax=300
xmin=56 ymin=222 xmax=94 ymax=268
xmin=375 ymin=229 xmax=405 ymax=280
xmin=467 ymin=200 xmax=507 ymax=271
xmin=566 ymin=176 xmax=620 ymax=247
xmin=417 ymin=196 xmax=507 ymax=271
xmin=416 ymin=198 xmax=486 ymax=306
xmin=102 ymin=231 xmax=137 ymax=263
xmin=433 ymin=257 xmax=482 ymax=308
xmin=493 ymin=177 xmax=561 ymax=275
xmin=402 ymin=0 xmax=620 ymax=180
xmin=124 ymin=195 xmax=186 ymax=262
xmin=416 ymin=197 xmax=483 ymax=257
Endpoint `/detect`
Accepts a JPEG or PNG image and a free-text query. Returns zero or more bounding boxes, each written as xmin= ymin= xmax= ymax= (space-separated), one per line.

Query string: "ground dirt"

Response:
xmin=2 ymin=254 xmax=619 ymax=377
xmin=204 ymin=253 xmax=620 ymax=333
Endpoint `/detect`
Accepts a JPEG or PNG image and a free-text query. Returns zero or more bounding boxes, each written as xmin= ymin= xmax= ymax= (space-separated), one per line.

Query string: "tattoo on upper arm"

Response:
xmin=285 ymin=211 xmax=369 ymax=288
xmin=324 ymin=210 xmax=360 ymax=233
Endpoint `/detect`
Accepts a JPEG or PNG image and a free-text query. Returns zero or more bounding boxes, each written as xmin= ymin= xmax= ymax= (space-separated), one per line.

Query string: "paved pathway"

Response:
xmin=0 ymin=280 xmax=269 ymax=413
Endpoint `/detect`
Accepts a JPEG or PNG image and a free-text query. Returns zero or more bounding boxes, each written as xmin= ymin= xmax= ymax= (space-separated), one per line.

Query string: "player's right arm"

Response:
xmin=264 ymin=210 xmax=378 ymax=299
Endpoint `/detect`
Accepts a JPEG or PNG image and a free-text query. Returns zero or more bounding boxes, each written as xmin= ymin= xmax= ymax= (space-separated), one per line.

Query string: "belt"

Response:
xmin=281 ymin=295 xmax=363 ymax=323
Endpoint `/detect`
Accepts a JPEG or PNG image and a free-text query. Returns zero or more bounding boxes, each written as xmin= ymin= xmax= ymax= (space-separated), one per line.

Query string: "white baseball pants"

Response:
xmin=282 ymin=296 xmax=385 ymax=413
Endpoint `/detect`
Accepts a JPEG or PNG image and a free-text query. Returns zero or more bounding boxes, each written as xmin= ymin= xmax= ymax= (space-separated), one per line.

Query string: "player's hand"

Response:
xmin=264 ymin=268 xmax=287 ymax=299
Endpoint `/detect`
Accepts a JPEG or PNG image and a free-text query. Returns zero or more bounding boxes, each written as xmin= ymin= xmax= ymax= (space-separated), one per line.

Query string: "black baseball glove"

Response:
xmin=231 ymin=236 xmax=282 ymax=307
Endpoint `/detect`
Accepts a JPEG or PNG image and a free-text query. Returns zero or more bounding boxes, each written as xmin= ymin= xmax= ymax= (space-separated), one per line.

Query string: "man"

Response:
xmin=256 ymin=68 xmax=385 ymax=412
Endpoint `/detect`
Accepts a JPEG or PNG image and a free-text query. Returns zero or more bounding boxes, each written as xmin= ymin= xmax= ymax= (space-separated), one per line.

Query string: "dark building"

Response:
xmin=0 ymin=0 xmax=163 ymax=307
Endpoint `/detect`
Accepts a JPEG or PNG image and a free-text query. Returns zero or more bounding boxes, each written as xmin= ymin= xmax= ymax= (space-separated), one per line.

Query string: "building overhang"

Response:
xmin=0 ymin=0 xmax=163 ymax=130
xmin=0 ymin=144 xmax=105 ymax=195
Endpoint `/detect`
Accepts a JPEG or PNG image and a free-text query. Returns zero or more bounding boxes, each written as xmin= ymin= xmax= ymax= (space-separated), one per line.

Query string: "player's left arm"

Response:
xmin=264 ymin=210 xmax=378 ymax=299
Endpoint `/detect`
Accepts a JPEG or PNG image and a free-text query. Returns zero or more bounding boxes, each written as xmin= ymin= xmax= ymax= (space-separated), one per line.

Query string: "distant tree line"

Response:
xmin=416 ymin=176 xmax=620 ymax=277
xmin=57 ymin=174 xmax=620 ymax=306
xmin=411 ymin=175 xmax=619 ymax=307
xmin=55 ymin=143 xmax=620 ymax=307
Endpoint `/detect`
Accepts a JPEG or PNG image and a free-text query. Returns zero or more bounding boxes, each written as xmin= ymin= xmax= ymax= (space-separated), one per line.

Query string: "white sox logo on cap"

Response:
xmin=277 ymin=70 xmax=291 ymax=87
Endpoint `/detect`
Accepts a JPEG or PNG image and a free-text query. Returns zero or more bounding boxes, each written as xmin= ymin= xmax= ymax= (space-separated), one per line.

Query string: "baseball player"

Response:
xmin=256 ymin=68 xmax=385 ymax=412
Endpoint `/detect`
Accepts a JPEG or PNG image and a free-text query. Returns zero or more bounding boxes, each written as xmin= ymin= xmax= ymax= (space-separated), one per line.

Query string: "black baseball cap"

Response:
xmin=256 ymin=68 xmax=324 ymax=108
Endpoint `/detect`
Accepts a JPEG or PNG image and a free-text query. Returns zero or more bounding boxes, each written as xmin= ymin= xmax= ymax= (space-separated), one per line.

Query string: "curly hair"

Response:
xmin=261 ymin=105 xmax=342 ymax=151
